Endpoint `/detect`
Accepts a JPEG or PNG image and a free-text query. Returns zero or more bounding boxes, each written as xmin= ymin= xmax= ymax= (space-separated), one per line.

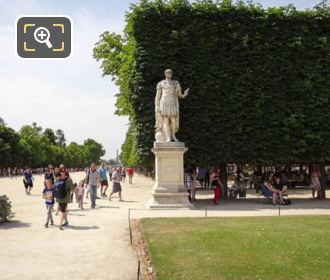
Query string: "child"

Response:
xmin=76 ymin=180 xmax=85 ymax=209
xmin=42 ymin=179 xmax=54 ymax=228
xmin=71 ymin=183 xmax=77 ymax=203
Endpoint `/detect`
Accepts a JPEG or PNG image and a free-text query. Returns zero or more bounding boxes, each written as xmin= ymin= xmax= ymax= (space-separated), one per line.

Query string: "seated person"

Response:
xmin=273 ymin=175 xmax=287 ymax=204
xmin=261 ymin=177 xmax=279 ymax=205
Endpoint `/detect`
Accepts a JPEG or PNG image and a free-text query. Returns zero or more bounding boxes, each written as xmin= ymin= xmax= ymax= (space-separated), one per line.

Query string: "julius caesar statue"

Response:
xmin=155 ymin=69 xmax=190 ymax=142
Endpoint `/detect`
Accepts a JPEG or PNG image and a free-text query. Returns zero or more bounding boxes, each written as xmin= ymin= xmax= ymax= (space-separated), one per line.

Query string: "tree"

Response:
xmin=120 ymin=124 xmax=139 ymax=167
xmin=83 ymin=139 xmax=105 ymax=164
xmin=55 ymin=129 xmax=66 ymax=147
xmin=43 ymin=128 xmax=56 ymax=145
xmin=0 ymin=121 xmax=20 ymax=167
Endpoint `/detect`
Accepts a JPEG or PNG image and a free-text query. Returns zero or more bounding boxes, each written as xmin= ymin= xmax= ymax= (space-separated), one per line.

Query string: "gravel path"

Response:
xmin=0 ymin=172 xmax=329 ymax=280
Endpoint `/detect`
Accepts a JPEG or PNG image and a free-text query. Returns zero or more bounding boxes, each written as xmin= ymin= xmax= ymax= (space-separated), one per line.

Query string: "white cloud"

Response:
xmin=0 ymin=0 xmax=130 ymax=159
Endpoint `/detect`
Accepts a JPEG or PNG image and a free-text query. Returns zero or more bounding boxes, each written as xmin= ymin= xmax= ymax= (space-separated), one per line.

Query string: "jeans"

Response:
xmin=45 ymin=204 xmax=54 ymax=225
xmin=77 ymin=195 xmax=83 ymax=209
xmin=89 ymin=185 xmax=97 ymax=207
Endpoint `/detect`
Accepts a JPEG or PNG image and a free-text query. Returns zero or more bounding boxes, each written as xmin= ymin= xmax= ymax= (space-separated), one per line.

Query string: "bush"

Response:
xmin=0 ymin=195 xmax=13 ymax=223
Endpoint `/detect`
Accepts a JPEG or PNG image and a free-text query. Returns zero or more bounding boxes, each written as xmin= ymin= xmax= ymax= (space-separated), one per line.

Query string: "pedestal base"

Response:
xmin=146 ymin=189 xmax=195 ymax=209
xmin=146 ymin=141 xmax=195 ymax=209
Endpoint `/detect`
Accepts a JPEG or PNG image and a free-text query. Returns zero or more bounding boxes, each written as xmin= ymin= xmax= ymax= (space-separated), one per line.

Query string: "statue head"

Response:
xmin=164 ymin=69 xmax=173 ymax=80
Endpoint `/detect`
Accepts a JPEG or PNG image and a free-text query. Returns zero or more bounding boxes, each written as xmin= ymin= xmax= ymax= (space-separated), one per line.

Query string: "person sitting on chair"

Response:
xmin=273 ymin=175 xmax=287 ymax=204
xmin=261 ymin=177 xmax=280 ymax=205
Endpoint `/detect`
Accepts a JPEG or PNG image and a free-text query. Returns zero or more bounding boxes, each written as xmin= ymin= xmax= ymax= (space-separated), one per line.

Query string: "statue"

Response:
xmin=155 ymin=69 xmax=190 ymax=142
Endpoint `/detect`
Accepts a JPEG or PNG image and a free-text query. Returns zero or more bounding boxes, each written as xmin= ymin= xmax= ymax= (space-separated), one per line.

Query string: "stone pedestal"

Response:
xmin=146 ymin=142 xmax=194 ymax=209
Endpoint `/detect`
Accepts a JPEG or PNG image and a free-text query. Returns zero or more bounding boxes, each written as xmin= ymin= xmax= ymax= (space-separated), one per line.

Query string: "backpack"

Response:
xmin=53 ymin=180 xmax=67 ymax=199
xmin=283 ymin=198 xmax=292 ymax=205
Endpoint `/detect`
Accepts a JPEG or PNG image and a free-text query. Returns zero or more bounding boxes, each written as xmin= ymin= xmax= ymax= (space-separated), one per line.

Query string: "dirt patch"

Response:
xmin=131 ymin=219 xmax=156 ymax=280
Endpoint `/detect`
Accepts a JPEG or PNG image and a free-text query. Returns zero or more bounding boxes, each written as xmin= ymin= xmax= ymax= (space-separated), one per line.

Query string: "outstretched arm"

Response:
xmin=177 ymin=82 xmax=190 ymax=99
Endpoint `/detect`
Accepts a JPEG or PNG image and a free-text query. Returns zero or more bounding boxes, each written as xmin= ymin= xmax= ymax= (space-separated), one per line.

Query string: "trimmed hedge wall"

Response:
xmin=94 ymin=0 xmax=330 ymax=167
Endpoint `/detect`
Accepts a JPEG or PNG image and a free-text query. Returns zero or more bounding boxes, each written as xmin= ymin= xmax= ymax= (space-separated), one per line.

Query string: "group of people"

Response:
xmin=185 ymin=165 xmax=329 ymax=206
xmin=1 ymin=166 xmax=83 ymax=178
xmin=185 ymin=167 xmax=223 ymax=205
xmin=21 ymin=163 xmax=135 ymax=230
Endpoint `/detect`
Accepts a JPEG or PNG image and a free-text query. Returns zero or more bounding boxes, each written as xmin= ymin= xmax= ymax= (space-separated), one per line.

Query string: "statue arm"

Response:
xmin=176 ymin=82 xmax=189 ymax=99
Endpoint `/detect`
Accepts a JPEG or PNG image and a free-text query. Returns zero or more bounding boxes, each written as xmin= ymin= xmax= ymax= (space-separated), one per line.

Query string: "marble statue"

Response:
xmin=155 ymin=69 xmax=190 ymax=142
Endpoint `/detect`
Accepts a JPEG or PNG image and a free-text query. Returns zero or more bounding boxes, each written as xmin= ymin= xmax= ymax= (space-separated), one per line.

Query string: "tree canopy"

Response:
xmin=0 ymin=119 xmax=105 ymax=168
xmin=94 ymin=0 xmax=330 ymax=167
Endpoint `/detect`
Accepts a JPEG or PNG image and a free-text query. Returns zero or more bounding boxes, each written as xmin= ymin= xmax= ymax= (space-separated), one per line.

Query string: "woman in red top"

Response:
xmin=127 ymin=167 xmax=134 ymax=183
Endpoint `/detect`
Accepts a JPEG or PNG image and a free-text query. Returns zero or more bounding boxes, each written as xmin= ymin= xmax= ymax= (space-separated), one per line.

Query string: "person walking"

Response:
xmin=98 ymin=163 xmax=108 ymax=197
xmin=42 ymin=179 xmax=54 ymax=228
xmin=53 ymin=167 xmax=74 ymax=230
xmin=108 ymin=166 xmax=113 ymax=181
xmin=121 ymin=168 xmax=126 ymax=183
xmin=211 ymin=173 xmax=222 ymax=205
xmin=85 ymin=163 xmax=100 ymax=208
xmin=127 ymin=167 xmax=134 ymax=183
xmin=44 ymin=164 xmax=55 ymax=185
xmin=23 ymin=167 xmax=34 ymax=195
xmin=109 ymin=168 xmax=123 ymax=201
xmin=310 ymin=168 xmax=322 ymax=200
xmin=76 ymin=180 xmax=85 ymax=210
xmin=184 ymin=168 xmax=193 ymax=202
xmin=190 ymin=167 xmax=197 ymax=201
xmin=197 ymin=167 xmax=206 ymax=188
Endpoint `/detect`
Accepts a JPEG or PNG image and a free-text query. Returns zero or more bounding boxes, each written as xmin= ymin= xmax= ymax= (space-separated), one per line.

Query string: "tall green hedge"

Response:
xmin=94 ymin=0 xmax=330 ymax=167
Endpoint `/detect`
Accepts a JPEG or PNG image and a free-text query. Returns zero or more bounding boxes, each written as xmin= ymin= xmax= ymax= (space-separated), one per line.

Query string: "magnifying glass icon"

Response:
xmin=34 ymin=27 xmax=52 ymax=48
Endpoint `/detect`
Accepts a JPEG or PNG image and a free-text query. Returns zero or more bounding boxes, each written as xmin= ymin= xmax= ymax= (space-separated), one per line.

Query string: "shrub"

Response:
xmin=0 ymin=195 xmax=13 ymax=223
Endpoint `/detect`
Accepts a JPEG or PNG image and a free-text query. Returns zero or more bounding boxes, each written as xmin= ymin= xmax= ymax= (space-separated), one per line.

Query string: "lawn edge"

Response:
xmin=131 ymin=219 xmax=157 ymax=280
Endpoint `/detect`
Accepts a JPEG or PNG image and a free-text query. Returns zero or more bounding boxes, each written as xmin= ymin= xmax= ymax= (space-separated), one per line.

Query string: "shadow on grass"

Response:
xmin=0 ymin=220 xmax=31 ymax=229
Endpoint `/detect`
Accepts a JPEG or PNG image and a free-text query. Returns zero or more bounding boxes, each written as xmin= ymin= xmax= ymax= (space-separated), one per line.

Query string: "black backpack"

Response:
xmin=53 ymin=180 xmax=67 ymax=199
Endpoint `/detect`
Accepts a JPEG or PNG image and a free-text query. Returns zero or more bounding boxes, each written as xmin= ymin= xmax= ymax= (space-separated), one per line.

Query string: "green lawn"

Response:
xmin=141 ymin=216 xmax=330 ymax=280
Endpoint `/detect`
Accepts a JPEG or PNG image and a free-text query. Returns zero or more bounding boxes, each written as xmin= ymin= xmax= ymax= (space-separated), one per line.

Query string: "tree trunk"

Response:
xmin=319 ymin=162 xmax=326 ymax=199
xmin=220 ymin=163 xmax=228 ymax=199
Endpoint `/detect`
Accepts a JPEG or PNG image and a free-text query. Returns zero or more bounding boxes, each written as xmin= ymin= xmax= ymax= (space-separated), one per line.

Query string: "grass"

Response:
xmin=141 ymin=216 xmax=330 ymax=280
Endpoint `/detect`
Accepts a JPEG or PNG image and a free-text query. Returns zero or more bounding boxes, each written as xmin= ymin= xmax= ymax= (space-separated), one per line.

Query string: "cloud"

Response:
xmin=0 ymin=0 xmax=131 ymax=159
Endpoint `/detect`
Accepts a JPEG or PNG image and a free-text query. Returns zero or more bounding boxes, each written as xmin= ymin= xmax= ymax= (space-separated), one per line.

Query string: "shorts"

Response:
xmin=101 ymin=179 xmax=108 ymax=186
xmin=112 ymin=182 xmax=122 ymax=193
xmin=59 ymin=203 xmax=68 ymax=213
xmin=23 ymin=180 xmax=33 ymax=188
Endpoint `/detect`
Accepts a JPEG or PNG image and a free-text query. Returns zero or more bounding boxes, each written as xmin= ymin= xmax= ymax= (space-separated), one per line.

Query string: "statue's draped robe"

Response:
xmin=157 ymin=80 xmax=181 ymax=117
xmin=155 ymin=80 xmax=181 ymax=134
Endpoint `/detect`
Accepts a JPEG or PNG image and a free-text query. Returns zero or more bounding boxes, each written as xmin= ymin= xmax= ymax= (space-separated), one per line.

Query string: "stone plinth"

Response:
xmin=146 ymin=142 xmax=194 ymax=209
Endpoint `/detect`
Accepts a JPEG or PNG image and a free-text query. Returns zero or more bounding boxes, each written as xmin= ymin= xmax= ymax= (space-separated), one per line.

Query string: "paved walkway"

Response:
xmin=0 ymin=172 xmax=329 ymax=280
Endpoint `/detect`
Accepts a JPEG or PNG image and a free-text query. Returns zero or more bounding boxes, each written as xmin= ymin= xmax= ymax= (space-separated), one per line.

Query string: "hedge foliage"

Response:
xmin=94 ymin=0 xmax=330 ymax=167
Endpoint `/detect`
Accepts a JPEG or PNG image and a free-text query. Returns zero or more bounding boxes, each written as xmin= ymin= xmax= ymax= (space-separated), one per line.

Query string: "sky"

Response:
xmin=0 ymin=0 xmax=320 ymax=159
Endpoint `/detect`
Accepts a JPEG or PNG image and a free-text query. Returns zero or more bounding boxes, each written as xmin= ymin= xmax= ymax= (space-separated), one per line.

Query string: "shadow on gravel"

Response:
xmin=64 ymin=225 xmax=99 ymax=231
xmin=0 ymin=220 xmax=31 ymax=229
